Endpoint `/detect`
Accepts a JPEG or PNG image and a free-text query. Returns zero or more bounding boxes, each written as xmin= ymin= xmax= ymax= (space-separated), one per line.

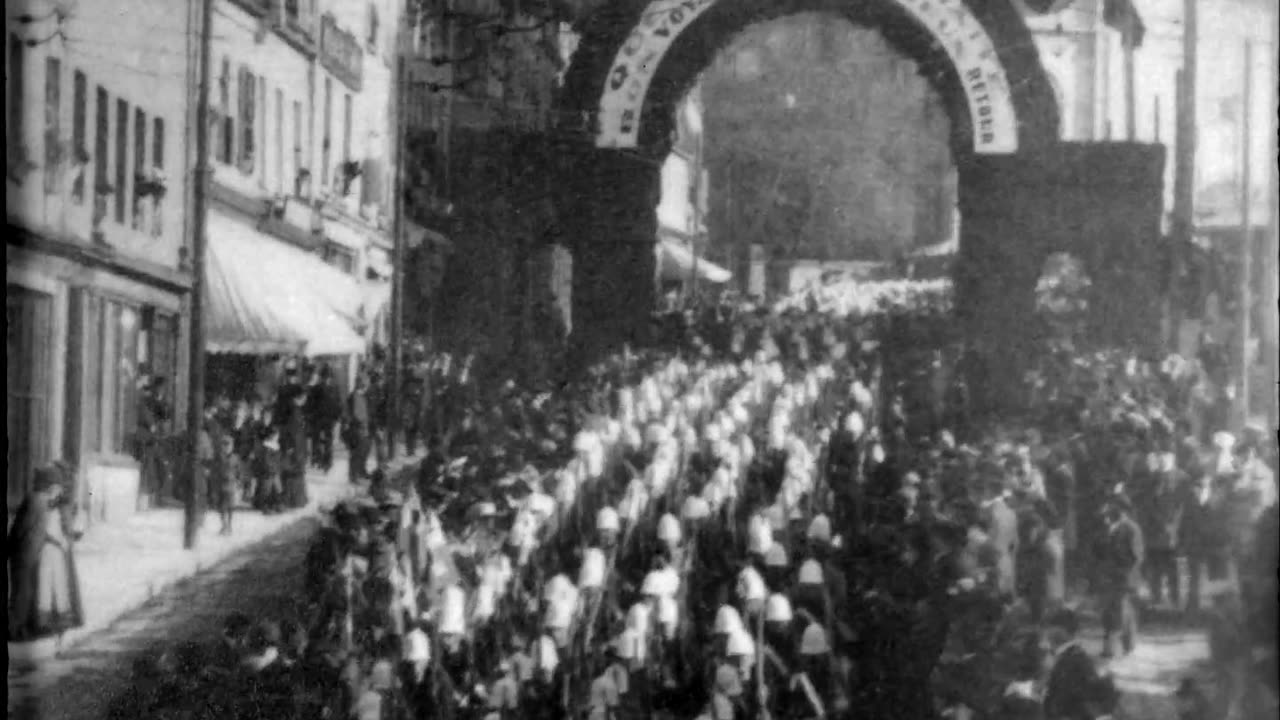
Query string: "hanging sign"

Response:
xmin=595 ymin=0 xmax=1019 ymax=154
xmin=321 ymin=14 xmax=365 ymax=92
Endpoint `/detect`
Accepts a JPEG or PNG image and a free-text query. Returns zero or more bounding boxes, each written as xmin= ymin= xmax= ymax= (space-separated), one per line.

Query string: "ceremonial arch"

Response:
xmin=555 ymin=0 xmax=1165 ymax=407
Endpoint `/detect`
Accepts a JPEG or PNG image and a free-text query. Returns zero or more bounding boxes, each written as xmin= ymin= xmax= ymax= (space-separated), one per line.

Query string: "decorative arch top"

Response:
xmin=595 ymin=0 xmax=1021 ymax=155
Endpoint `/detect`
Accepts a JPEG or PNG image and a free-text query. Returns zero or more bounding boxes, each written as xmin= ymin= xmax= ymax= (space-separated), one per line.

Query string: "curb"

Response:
xmin=7 ymin=452 xmax=423 ymax=670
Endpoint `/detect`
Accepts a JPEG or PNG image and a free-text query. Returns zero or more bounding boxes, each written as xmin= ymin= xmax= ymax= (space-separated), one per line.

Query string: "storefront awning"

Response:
xmin=656 ymin=237 xmax=732 ymax=284
xmin=206 ymin=212 xmax=367 ymax=357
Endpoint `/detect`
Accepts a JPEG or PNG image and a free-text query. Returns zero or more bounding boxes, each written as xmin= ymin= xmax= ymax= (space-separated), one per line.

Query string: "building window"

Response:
xmin=152 ymin=117 xmax=165 ymax=236
xmin=133 ymin=108 xmax=146 ymax=230
xmin=367 ymin=4 xmax=379 ymax=50
xmin=215 ymin=57 xmax=234 ymax=164
xmin=322 ymin=77 xmax=332 ymax=188
xmin=292 ymin=99 xmax=304 ymax=196
xmin=94 ymin=86 xmax=110 ymax=227
xmin=8 ymin=34 xmax=25 ymax=158
xmin=44 ymin=57 xmax=62 ymax=195
xmin=273 ymin=89 xmax=284 ymax=193
xmin=342 ymin=93 xmax=352 ymax=162
xmin=258 ymin=79 xmax=267 ymax=184
xmin=153 ymin=117 xmax=165 ymax=171
xmin=71 ymin=70 xmax=87 ymax=203
xmin=115 ymin=99 xmax=128 ymax=223
xmin=238 ymin=67 xmax=257 ymax=174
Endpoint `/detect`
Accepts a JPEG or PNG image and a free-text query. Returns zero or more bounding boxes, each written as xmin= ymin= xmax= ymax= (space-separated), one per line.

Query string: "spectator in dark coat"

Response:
xmin=346 ymin=373 xmax=373 ymax=484
xmin=1142 ymin=451 xmax=1187 ymax=607
xmin=1042 ymin=609 xmax=1118 ymax=720
xmin=276 ymin=373 xmax=310 ymax=509
xmin=1180 ymin=472 xmax=1227 ymax=613
xmin=307 ymin=364 xmax=342 ymax=472
xmin=252 ymin=429 xmax=284 ymax=513
xmin=1098 ymin=497 xmax=1144 ymax=657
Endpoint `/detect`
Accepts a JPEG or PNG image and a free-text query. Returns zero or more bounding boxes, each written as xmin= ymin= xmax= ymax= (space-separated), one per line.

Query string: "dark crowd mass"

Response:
xmin=12 ymin=294 xmax=1278 ymax=720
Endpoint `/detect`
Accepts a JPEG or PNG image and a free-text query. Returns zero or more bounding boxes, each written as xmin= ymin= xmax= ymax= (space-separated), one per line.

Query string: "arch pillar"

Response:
xmin=955 ymin=141 xmax=1167 ymax=415
xmin=560 ymin=146 xmax=663 ymax=365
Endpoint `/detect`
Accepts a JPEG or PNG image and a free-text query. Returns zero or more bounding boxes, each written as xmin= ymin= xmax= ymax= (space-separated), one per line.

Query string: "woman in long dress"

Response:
xmin=7 ymin=465 xmax=84 ymax=642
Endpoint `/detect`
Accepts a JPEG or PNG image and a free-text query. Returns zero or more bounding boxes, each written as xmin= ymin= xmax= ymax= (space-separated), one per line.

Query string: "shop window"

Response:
xmin=44 ymin=57 xmax=62 ymax=195
xmin=83 ymin=294 xmax=103 ymax=453
xmin=115 ymin=99 xmax=128 ymax=223
xmin=95 ymin=298 xmax=142 ymax=456
xmin=7 ymin=285 xmax=55 ymax=506
xmin=147 ymin=311 xmax=180 ymax=429
xmin=71 ymin=70 xmax=87 ymax=203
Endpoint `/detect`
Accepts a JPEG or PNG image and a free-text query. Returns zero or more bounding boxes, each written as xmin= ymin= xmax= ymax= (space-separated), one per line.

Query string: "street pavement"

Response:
xmin=7 ymin=514 xmax=318 ymax=720
xmin=1086 ymin=622 xmax=1211 ymax=719
xmin=7 ymin=451 xmax=422 ymax=720
xmin=4 ymin=451 xmax=1227 ymax=720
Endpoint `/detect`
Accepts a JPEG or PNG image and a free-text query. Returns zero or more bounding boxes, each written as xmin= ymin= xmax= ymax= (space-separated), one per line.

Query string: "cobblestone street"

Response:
xmin=7 ymin=517 xmax=316 ymax=720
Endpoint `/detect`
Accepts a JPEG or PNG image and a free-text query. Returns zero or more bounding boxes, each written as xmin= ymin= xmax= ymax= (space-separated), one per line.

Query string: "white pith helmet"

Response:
xmin=765 ymin=593 xmax=793 ymax=623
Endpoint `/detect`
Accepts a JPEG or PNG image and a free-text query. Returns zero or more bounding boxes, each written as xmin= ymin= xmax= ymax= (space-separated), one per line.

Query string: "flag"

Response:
xmin=1104 ymin=0 xmax=1146 ymax=49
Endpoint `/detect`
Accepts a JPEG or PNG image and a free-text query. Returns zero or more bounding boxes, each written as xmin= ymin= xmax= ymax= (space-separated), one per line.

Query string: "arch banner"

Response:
xmin=595 ymin=0 xmax=1020 ymax=154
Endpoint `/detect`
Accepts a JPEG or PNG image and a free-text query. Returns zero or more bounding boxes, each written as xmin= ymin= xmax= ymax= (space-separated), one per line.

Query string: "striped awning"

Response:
xmin=205 ymin=211 xmax=366 ymax=356
xmin=656 ymin=237 xmax=732 ymax=284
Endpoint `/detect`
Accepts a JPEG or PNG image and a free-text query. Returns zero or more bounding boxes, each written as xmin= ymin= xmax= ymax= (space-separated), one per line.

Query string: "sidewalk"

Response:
xmin=8 ymin=451 xmax=421 ymax=669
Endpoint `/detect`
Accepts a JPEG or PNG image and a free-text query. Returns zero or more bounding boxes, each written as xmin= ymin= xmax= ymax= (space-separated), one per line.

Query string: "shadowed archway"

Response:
xmin=552 ymin=0 xmax=1163 ymax=414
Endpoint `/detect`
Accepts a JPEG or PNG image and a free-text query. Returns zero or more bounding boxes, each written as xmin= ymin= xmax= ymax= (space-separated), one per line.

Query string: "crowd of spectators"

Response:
xmin=105 ymin=297 xmax=1277 ymax=720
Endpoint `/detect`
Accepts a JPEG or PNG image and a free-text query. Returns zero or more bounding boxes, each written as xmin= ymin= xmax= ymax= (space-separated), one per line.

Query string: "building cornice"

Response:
xmin=6 ymin=221 xmax=193 ymax=294
xmin=223 ymin=0 xmax=318 ymax=59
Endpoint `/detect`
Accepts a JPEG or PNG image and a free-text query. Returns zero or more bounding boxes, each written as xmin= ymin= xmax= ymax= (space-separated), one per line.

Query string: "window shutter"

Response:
xmin=238 ymin=66 xmax=257 ymax=173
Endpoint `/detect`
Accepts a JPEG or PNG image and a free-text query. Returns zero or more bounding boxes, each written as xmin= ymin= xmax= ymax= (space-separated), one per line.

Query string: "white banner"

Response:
xmin=596 ymin=0 xmax=1019 ymax=154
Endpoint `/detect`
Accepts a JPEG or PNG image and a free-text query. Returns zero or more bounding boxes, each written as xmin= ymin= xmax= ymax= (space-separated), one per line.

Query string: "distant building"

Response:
xmin=202 ymin=0 xmax=401 ymax=402
xmin=401 ymin=3 xmax=572 ymax=373
xmin=1021 ymin=0 xmax=1275 ymax=232
xmin=6 ymin=0 xmax=198 ymax=522
xmin=655 ymin=82 xmax=727 ymax=297
xmin=5 ymin=0 xmax=405 ymax=526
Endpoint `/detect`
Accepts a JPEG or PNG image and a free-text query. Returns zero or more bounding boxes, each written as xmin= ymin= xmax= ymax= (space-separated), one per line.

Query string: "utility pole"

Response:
xmin=1123 ymin=23 xmax=1137 ymax=140
xmin=388 ymin=52 xmax=407 ymax=460
xmin=185 ymin=0 xmax=214 ymax=550
xmin=1169 ymin=0 xmax=1197 ymax=350
xmin=1268 ymin=17 xmax=1279 ymax=429
xmin=1236 ymin=39 xmax=1252 ymax=429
